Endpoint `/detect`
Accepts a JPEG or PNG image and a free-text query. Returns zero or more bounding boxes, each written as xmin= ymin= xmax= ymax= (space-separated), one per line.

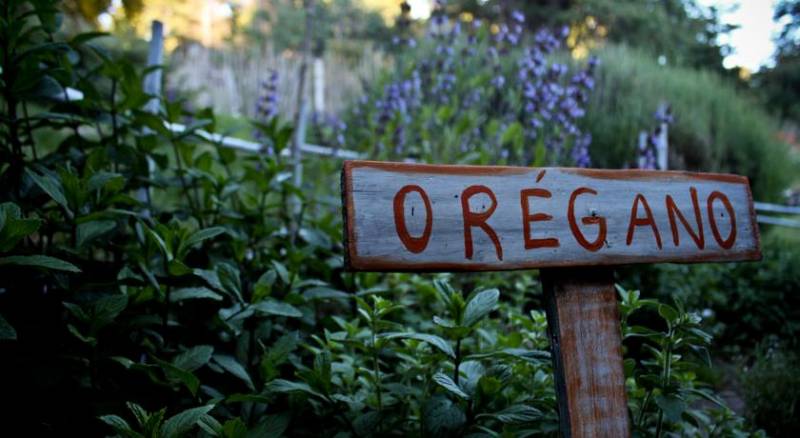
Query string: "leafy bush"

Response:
xmin=741 ymin=342 xmax=800 ymax=437
xmin=584 ymin=45 xmax=793 ymax=200
xmin=340 ymin=12 xmax=597 ymax=167
xmin=618 ymin=287 xmax=764 ymax=437
xmin=624 ymin=235 xmax=800 ymax=355
xmin=0 ymin=1 xmax=762 ymax=436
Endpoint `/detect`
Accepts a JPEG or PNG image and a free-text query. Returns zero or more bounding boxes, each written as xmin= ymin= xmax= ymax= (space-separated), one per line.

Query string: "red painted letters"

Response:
xmin=707 ymin=191 xmax=737 ymax=249
xmin=393 ymin=185 xmax=433 ymax=253
xmin=626 ymin=194 xmax=662 ymax=249
xmin=461 ymin=185 xmax=503 ymax=260
xmin=567 ymin=187 xmax=607 ymax=252
xmin=666 ymin=187 xmax=705 ymax=249
xmin=520 ymin=188 xmax=559 ymax=250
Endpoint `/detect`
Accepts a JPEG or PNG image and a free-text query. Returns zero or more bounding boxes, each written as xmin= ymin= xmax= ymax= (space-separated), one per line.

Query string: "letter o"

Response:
xmin=707 ymin=191 xmax=737 ymax=249
xmin=393 ymin=185 xmax=433 ymax=253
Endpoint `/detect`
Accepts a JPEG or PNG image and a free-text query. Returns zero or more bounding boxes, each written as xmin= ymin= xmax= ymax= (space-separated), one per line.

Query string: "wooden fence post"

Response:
xmin=143 ymin=20 xmax=164 ymax=114
xmin=637 ymin=132 xmax=647 ymax=169
xmin=137 ymin=20 xmax=164 ymax=212
xmin=542 ymin=268 xmax=630 ymax=438
xmin=656 ymin=103 xmax=669 ymax=171
xmin=313 ymin=57 xmax=325 ymax=114
xmin=291 ymin=0 xmax=315 ymax=190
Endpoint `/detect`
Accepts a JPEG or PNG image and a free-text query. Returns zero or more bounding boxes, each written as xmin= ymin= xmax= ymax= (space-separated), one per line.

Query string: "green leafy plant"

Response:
xmin=0 ymin=2 xmax=766 ymax=436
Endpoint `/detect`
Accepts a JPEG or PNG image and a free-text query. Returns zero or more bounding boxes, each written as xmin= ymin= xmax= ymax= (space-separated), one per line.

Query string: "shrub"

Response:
xmin=340 ymin=11 xmax=598 ymax=167
xmin=584 ymin=44 xmax=794 ymax=200
xmin=741 ymin=342 xmax=800 ymax=437
xmin=624 ymin=234 xmax=800 ymax=355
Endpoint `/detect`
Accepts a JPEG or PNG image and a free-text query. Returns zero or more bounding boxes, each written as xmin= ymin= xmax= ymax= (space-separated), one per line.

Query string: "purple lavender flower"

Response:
xmin=450 ymin=21 xmax=461 ymax=37
xmin=255 ymin=69 xmax=279 ymax=121
xmin=491 ymin=74 xmax=506 ymax=88
xmin=654 ymin=104 xmax=674 ymax=124
xmin=367 ymin=9 xmax=599 ymax=166
xmin=572 ymin=133 xmax=592 ymax=168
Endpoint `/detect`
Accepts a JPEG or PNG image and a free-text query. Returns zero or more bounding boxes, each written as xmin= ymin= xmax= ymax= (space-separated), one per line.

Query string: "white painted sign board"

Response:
xmin=342 ymin=161 xmax=761 ymax=271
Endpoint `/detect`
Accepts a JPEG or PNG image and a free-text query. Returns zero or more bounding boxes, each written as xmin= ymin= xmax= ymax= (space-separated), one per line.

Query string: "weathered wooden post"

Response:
xmin=341 ymin=161 xmax=761 ymax=437
xmin=137 ymin=20 xmax=164 ymax=212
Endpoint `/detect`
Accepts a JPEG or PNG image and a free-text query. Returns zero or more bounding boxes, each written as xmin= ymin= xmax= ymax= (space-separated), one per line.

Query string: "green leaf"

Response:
xmin=145 ymin=227 xmax=172 ymax=261
xmin=87 ymin=171 xmax=124 ymax=192
xmin=76 ymin=220 xmax=116 ymax=248
xmin=261 ymin=332 xmax=299 ymax=380
xmin=255 ymin=413 xmax=290 ymax=438
xmin=99 ymin=415 xmax=132 ymax=432
xmin=224 ymin=393 xmax=271 ymax=404
xmin=168 ymin=259 xmax=192 ymax=277
xmin=182 ymin=227 xmax=226 ymax=251
xmin=380 ymin=332 xmax=455 ymax=359
xmin=25 ymin=168 xmax=71 ymax=215
xmin=252 ymin=300 xmax=302 ymax=318
xmin=353 ymin=412 xmax=381 ymax=437
xmin=92 ymin=294 xmax=128 ymax=326
xmin=0 ymin=255 xmax=80 ymax=272
xmin=68 ymin=323 xmax=96 ymax=345
xmin=193 ymin=269 xmax=224 ymax=291
xmin=0 ymin=204 xmax=41 ymax=252
xmin=433 ymin=372 xmax=470 ymax=399
xmin=465 ymin=348 xmax=550 ymax=363
xmin=222 ymin=418 xmax=248 ymax=438
xmin=654 ymin=394 xmax=686 ymax=423
xmin=314 ymin=350 xmax=332 ymax=388
xmin=197 ymin=414 xmax=223 ymax=437
xmin=658 ymin=304 xmax=680 ymax=324
xmin=303 ymin=286 xmax=349 ymax=301
xmin=212 ymin=354 xmax=255 ymax=390
xmin=174 ymin=345 xmax=214 ymax=371
xmin=71 ymin=31 xmax=109 ymax=45
xmin=170 ymin=287 xmax=224 ymax=302
xmin=154 ymin=357 xmax=201 ymax=396
xmin=0 ymin=313 xmax=17 ymax=340
xmin=500 ymin=122 xmax=523 ymax=147
xmin=432 ymin=316 xmax=458 ymax=328
xmin=127 ymin=402 xmax=149 ymax=428
xmin=270 ymin=260 xmax=290 ymax=284
xmin=423 ymin=395 xmax=466 ymax=435
xmin=463 ymin=289 xmax=499 ymax=326
xmin=477 ymin=404 xmax=541 ymax=424
xmin=160 ymin=405 xmax=215 ymax=438
xmin=264 ymin=379 xmax=325 ymax=399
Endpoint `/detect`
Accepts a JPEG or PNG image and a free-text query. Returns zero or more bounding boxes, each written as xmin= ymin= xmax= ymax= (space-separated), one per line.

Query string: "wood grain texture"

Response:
xmin=543 ymin=268 xmax=630 ymax=438
xmin=342 ymin=160 xmax=761 ymax=272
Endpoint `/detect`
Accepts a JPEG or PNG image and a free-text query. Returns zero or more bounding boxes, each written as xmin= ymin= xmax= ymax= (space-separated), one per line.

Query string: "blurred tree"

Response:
xmin=445 ymin=0 xmax=733 ymax=71
xmin=244 ymin=0 xmax=389 ymax=56
xmin=61 ymin=0 xmax=144 ymax=24
xmin=755 ymin=0 xmax=800 ymax=122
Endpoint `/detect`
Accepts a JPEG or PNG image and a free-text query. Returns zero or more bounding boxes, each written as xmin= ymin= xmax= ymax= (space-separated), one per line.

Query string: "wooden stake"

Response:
xmin=542 ymin=268 xmax=630 ymax=438
xmin=137 ymin=20 xmax=164 ymax=214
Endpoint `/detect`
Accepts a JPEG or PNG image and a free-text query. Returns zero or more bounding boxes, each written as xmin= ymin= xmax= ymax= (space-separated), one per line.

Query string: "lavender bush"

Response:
xmin=343 ymin=6 xmax=598 ymax=167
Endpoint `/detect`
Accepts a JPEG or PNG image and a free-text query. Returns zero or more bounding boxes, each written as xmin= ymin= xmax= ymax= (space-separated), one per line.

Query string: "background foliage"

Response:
xmin=1 ymin=0 xmax=798 ymax=437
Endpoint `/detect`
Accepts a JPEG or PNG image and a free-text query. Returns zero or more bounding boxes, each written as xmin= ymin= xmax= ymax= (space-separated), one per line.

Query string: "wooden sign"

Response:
xmin=342 ymin=161 xmax=761 ymax=271
xmin=341 ymin=160 xmax=762 ymax=438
